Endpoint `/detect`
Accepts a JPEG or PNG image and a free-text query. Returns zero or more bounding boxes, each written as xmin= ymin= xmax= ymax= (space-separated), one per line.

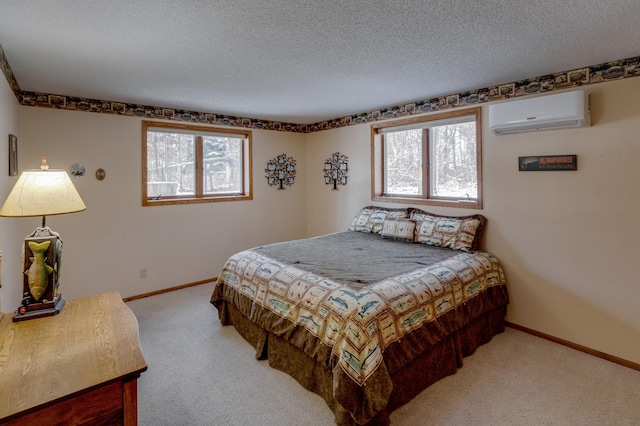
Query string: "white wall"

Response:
xmin=482 ymin=80 xmax=640 ymax=365
xmin=306 ymin=124 xmax=374 ymax=235
xmin=0 ymin=79 xmax=20 ymax=313
xmin=305 ymin=77 xmax=640 ymax=365
xmin=15 ymin=108 xmax=308 ymax=303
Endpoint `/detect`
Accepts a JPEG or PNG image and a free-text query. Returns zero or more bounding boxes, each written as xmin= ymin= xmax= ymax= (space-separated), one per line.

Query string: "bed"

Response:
xmin=210 ymin=206 xmax=509 ymax=425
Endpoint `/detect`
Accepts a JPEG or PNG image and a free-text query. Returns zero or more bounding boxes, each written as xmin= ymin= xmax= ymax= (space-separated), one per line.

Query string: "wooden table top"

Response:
xmin=0 ymin=292 xmax=148 ymax=419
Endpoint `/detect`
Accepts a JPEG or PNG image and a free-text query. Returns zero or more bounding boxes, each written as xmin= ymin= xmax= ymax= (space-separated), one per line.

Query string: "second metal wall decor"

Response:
xmin=323 ymin=152 xmax=348 ymax=190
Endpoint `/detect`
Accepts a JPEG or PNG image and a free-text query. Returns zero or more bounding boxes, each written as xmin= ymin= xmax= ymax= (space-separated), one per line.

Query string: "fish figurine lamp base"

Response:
xmin=13 ymin=226 xmax=65 ymax=322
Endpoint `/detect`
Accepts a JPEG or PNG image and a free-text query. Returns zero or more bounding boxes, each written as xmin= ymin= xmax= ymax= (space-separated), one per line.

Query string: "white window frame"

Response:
xmin=142 ymin=121 xmax=252 ymax=206
xmin=371 ymin=107 xmax=483 ymax=209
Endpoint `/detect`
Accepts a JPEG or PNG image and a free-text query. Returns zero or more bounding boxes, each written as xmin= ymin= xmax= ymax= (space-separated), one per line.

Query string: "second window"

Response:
xmin=371 ymin=107 xmax=482 ymax=208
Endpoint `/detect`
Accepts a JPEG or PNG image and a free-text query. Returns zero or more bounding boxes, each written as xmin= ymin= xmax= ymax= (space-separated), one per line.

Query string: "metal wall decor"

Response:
xmin=70 ymin=163 xmax=85 ymax=178
xmin=323 ymin=152 xmax=348 ymax=190
xmin=265 ymin=153 xmax=296 ymax=189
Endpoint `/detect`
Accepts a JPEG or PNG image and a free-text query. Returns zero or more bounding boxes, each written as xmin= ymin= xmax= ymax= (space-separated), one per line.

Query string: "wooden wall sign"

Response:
xmin=519 ymin=155 xmax=577 ymax=171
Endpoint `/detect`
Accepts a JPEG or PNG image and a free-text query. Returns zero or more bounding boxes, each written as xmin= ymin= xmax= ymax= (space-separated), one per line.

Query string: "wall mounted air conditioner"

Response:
xmin=489 ymin=90 xmax=590 ymax=134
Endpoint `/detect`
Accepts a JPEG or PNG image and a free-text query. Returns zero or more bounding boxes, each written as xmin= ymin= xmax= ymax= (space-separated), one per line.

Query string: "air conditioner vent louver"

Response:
xmin=489 ymin=90 xmax=590 ymax=134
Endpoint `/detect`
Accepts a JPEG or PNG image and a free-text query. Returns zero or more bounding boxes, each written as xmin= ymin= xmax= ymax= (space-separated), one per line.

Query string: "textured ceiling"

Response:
xmin=0 ymin=0 xmax=639 ymax=124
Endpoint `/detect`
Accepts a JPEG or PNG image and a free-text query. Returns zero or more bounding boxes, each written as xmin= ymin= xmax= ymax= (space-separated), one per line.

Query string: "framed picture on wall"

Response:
xmin=8 ymin=134 xmax=17 ymax=176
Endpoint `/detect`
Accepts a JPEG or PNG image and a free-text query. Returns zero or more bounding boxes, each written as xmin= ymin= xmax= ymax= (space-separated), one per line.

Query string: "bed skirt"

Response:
xmin=223 ymin=301 xmax=506 ymax=425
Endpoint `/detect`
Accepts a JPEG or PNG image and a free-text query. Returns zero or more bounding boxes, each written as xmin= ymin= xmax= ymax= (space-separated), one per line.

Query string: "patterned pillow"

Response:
xmin=410 ymin=208 xmax=486 ymax=252
xmin=380 ymin=218 xmax=416 ymax=242
xmin=349 ymin=206 xmax=410 ymax=234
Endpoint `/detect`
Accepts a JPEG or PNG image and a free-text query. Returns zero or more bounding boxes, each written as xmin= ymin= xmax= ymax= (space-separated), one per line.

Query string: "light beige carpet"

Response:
xmin=127 ymin=284 xmax=640 ymax=425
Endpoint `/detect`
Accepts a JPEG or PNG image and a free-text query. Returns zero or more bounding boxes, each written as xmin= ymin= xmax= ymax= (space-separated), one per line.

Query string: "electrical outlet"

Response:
xmin=139 ymin=268 xmax=147 ymax=278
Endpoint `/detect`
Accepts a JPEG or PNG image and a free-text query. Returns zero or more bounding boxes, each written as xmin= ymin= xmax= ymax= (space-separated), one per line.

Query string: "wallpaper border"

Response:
xmin=1 ymin=44 xmax=638 ymax=133
xmin=312 ymin=56 xmax=639 ymax=132
xmin=0 ymin=44 xmax=21 ymax=100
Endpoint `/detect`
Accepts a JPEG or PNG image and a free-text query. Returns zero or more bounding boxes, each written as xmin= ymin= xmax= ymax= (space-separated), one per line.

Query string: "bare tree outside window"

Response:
xmin=146 ymin=132 xmax=195 ymax=197
xmin=384 ymin=129 xmax=422 ymax=195
xmin=203 ymin=136 xmax=242 ymax=194
xmin=430 ymin=122 xmax=477 ymax=199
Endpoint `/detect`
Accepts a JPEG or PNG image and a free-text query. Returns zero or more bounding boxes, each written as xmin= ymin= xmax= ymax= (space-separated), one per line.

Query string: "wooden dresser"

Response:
xmin=0 ymin=292 xmax=148 ymax=425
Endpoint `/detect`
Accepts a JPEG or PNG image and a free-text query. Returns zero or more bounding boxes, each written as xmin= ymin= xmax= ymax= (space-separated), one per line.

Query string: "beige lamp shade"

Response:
xmin=0 ymin=168 xmax=86 ymax=218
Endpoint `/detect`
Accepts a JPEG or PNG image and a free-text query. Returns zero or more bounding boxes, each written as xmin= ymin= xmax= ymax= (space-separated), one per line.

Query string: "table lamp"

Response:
xmin=0 ymin=156 xmax=86 ymax=321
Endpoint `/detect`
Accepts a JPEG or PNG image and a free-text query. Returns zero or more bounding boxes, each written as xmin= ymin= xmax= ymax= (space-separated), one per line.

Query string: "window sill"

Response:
xmin=371 ymin=195 xmax=482 ymax=210
xmin=143 ymin=194 xmax=252 ymax=206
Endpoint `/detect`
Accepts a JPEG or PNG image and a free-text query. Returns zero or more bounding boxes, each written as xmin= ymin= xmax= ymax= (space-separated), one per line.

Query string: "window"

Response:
xmin=142 ymin=121 xmax=252 ymax=206
xmin=371 ymin=107 xmax=482 ymax=208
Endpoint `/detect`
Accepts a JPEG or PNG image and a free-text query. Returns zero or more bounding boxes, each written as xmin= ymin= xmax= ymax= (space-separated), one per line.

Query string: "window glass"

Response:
xmin=146 ymin=132 xmax=196 ymax=197
xmin=429 ymin=121 xmax=477 ymax=199
xmin=202 ymin=136 xmax=243 ymax=194
xmin=384 ymin=129 xmax=422 ymax=196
